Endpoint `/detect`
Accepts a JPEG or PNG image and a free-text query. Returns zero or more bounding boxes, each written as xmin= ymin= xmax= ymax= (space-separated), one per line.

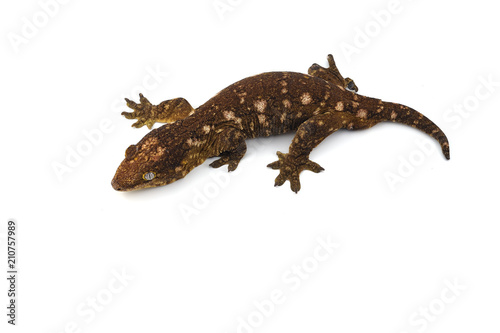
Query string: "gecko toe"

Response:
xmin=267 ymin=161 xmax=280 ymax=169
xmin=125 ymin=98 xmax=138 ymax=109
xmin=289 ymin=174 xmax=301 ymax=193
xmin=121 ymin=111 xmax=135 ymax=119
xmin=305 ymin=160 xmax=325 ymax=173
xmin=227 ymin=162 xmax=239 ymax=172
xmin=132 ymin=120 xmax=146 ymax=128
xmin=274 ymin=173 xmax=287 ymax=187
xmin=209 ymin=159 xmax=225 ymax=169
xmin=139 ymin=93 xmax=152 ymax=106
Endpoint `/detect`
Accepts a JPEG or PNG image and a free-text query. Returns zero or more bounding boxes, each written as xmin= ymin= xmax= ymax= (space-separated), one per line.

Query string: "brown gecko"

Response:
xmin=111 ymin=54 xmax=449 ymax=193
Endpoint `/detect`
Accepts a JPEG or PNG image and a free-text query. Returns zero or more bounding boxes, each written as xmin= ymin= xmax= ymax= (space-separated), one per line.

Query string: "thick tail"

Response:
xmin=377 ymin=101 xmax=450 ymax=159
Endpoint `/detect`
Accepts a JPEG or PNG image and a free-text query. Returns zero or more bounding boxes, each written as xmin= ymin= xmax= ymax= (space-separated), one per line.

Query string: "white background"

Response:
xmin=1 ymin=0 xmax=499 ymax=332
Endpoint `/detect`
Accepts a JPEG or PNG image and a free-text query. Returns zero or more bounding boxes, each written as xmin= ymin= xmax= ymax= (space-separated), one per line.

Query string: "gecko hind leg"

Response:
xmin=308 ymin=54 xmax=358 ymax=92
xmin=122 ymin=94 xmax=195 ymax=129
xmin=267 ymin=112 xmax=351 ymax=193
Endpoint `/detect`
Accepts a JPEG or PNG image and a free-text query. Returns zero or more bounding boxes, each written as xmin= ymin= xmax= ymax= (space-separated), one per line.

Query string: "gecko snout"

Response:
xmin=111 ymin=178 xmax=124 ymax=191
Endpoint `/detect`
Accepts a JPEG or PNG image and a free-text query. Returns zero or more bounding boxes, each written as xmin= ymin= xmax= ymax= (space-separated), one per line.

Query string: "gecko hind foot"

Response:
xmin=267 ymin=152 xmax=324 ymax=193
xmin=308 ymin=54 xmax=358 ymax=92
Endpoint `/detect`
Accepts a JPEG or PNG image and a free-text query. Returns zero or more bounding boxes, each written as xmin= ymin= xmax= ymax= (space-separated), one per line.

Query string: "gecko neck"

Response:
xmin=176 ymin=110 xmax=217 ymax=160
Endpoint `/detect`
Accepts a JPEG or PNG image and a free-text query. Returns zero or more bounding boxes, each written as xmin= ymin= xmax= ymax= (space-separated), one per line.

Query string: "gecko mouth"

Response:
xmin=111 ymin=176 xmax=139 ymax=191
xmin=111 ymin=176 xmax=167 ymax=191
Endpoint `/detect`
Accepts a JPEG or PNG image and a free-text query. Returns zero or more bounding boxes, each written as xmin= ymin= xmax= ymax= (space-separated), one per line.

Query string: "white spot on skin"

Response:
xmin=280 ymin=113 xmax=286 ymax=122
xmin=391 ymin=111 xmax=397 ymax=120
xmin=223 ymin=110 xmax=235 ymax=120
xmin=186 ymin=138 xmax=204 ymax=147
xmin=300 ymin=93 xmax=312 ymax=105
xmin=283 ymin=99 xmax=291 ymax=108
xmin=240 ymin=97 xmax=245 ymax=104
xmin=280 ymin=81 xmax=288 ymax=86
xmin=142 ymin=137 xmax=158 ymax=150
xmin=281 ymin=88 xmax=288 ymax=94
xmin=150 ymin=146 xmax=167 ymax=161
xmin=254 ymin=100 xmax=267 ymax=113
xmin=356 ymin=109 xmax=368 ymax=119
xmin=258 ymin=114 xmax=266 ymax=124
xmin=335 ymin=101 xmax=344 ymax=111
xmin=203 ymin=125 xmax=210 ymax=134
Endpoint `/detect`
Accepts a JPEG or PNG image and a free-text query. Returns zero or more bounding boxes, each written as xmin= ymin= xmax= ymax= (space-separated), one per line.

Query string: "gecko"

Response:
xmin=111 ymin=54 xmax=450 ymax=193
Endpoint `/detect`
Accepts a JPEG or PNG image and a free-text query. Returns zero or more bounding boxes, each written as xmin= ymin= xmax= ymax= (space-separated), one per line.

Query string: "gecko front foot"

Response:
xmin=122 ymin=94 xmax=158 ymax=129
xmin=122 ymin=95 xmax=195 ymax=129
xmin=267 ymin=152 xmax=324 ymax=193
xmin=209 ymin=153 xmax=242 ymax=171
xmin=209 ymin=140 xmax=247 ymax=172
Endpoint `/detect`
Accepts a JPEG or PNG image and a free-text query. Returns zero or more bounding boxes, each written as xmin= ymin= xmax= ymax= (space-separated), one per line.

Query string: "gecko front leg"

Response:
xmin=209 ymin=127 xmax=247 ymax=172
xmin=268 ymin=112 xmax=351 ymax=193
xmin=122 ymin=94 xmax=195 ymax=129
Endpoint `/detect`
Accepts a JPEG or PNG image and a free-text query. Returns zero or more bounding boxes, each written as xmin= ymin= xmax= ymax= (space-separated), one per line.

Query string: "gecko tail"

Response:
xmin=381 ymin=102 xmax=450 ymax=160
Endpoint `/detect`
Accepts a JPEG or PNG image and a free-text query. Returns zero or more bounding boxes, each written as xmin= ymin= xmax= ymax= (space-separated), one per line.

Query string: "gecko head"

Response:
xmin=111 ymin=124 xmax=207 ymax=191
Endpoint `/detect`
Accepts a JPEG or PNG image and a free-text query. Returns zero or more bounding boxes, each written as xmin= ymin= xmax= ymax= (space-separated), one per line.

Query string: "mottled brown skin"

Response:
xmin=111 ymin=55 xmax=450 ymax=193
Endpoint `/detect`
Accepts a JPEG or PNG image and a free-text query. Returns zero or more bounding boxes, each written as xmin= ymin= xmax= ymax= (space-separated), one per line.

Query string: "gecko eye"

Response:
xmin=143 ymin=172 xmax=156 ymax=181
